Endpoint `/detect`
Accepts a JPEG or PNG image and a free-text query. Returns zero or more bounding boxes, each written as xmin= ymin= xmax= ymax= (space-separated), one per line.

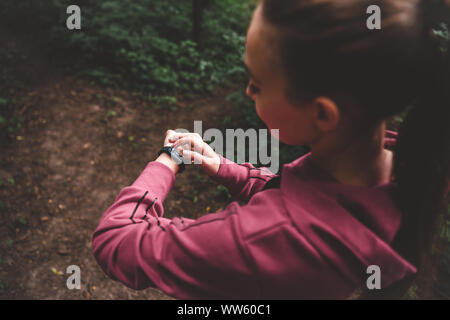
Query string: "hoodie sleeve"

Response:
xmin=209 ymin=153 xmax=279 ymax=203
xmin=91 ymin=160 xmax=260 ymax=299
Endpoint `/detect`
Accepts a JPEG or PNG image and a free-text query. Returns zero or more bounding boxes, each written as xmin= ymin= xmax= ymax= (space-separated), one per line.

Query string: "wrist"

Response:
xmin=156 ymin=153 xmax=179 ymax=175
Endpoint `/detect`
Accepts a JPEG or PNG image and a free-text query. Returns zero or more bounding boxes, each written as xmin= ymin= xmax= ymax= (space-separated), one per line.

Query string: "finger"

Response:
xmin=174 ymin=145 xmax=201 ymax=163
xmin=164 ymin=130 xmax=178 ymax=146
xmin=174 ymin=145 xmax=188 ymax=155
xmin=173 ymin=137 xmax=218 ymax=161
xmin=180 ymin=150 xmax=200 ymax=164
xmin=168 ymin=134 xmax=183 ymax=142
xmin=169 ymin=132 xmax=202 ymax=142
xmin=165 ymin=129 xmax=177 ymax=139
xmin=181 ymin=149 xmax=208 ymax=165
xmin=172 ymin=136 xmax=203 ymax=153
xmin=173 ymin=141 xmax=192 ymax=154
xmin=168 ymin=132 xmax=195 ymax=142
xmin=182 ymin=150 xmax=219 ymax=176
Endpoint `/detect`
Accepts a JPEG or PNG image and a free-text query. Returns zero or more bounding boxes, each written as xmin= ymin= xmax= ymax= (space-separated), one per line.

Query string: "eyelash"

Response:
xmin=249 ymin=82 xmax=260 ymax=94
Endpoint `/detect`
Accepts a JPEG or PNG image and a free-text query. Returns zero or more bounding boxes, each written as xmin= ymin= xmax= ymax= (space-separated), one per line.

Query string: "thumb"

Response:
xmin=164 ymin=129 xmax=177 ymax=146
xmin=166 ymin=129 xmax=177 ymax=139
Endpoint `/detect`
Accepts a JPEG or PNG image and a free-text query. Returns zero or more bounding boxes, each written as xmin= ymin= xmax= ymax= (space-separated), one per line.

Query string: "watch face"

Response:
xmin=170 ymin=149 xmax=183 ymax=165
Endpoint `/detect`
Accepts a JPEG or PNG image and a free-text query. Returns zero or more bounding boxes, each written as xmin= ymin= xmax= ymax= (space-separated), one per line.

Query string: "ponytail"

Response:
xmin=359 ymin=0 xmax=450 ymax=300
xmin=390 ymin=0 xmax=450 ymax=298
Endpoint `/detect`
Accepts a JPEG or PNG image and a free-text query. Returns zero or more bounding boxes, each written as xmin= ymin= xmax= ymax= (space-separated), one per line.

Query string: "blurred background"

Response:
xmin=0 ymin=0 xmax=448 ymax=299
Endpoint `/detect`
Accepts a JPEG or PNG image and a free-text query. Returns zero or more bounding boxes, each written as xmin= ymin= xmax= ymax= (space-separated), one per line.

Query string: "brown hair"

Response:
xmin=261 ymin=0 xmax=450 ymax=298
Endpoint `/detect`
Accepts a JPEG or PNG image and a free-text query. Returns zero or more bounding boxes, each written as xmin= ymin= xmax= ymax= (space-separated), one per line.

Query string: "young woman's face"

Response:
xmin=244 ymin=5 xmax=318 ymax=146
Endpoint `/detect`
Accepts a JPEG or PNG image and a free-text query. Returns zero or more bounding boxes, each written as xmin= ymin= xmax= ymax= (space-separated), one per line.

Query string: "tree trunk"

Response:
xmin=192 ymin=0 xmax=212 ymax=47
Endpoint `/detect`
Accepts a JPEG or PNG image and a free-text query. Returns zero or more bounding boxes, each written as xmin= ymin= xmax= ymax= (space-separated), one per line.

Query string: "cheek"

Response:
xmin=255 ymin=100 xmax=280 ymax=127
xmin=257 ymin=100 xmax=291 ymax=129
xmin=256 ymin=100 xmax=314 ymax=145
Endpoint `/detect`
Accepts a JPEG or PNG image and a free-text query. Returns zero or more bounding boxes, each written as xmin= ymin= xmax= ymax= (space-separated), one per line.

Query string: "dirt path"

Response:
xmin=0 ymin=31 xmax=240 ymax=299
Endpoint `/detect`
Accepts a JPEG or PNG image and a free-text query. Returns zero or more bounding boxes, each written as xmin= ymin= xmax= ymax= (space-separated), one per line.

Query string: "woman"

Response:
xmin=92 ymin=0 xmax=450 ymax=299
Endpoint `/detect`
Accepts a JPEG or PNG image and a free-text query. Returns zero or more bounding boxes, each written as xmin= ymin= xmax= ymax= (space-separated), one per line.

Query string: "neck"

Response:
xmin=310 ymin=121 xmax=393 ymax=187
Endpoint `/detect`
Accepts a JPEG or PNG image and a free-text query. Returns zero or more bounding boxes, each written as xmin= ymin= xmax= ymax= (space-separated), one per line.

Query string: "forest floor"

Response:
xmin=0 ymin=30 xmax=241 ymax=299
xmin=1 ymin=28 xmax=448 ymax=301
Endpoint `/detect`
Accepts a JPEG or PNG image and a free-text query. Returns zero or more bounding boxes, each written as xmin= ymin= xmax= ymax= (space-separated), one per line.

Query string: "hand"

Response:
xmin=169 ymin=132 xmax=221 ymax=177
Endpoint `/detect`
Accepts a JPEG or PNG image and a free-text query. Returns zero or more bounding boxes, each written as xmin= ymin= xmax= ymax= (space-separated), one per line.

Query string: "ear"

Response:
xmin=312 ymin=97 xmax=340 ymax=132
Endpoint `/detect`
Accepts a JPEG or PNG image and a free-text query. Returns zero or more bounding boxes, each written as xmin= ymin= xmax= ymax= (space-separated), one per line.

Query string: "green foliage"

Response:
xmin=0 ymin=280 xmax=7 ymax=295
xmin=214 ymin=185 xmax=231 ymax=201
xmin=5 ymin=239 xmax=13 ymax=249
xmin=106 ymin=110 xmax=116 ymax=118
xmin=433 ymin=23 xmax=450 ymax=54
xmin=16 ymin=216 xmax=27 ymax=226
xmin=0 ymin=0 xmax=254 ymax=96
xmin=0 ymin=48 xmax=24 ymax=141
xmin=406 ymin=284 xmax=419 ymax=300
xmin=151 ymin=95 xmax=178 ymax=111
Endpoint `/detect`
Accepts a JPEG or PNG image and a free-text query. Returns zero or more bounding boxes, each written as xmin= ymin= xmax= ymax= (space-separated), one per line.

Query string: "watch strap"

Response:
xmin=158 ymin=146 xmax=185 ymax=173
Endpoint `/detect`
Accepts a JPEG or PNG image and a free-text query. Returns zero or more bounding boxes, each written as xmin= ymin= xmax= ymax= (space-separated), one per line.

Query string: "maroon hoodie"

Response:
xmin=92 ymin=130 xmax=417 ymax=299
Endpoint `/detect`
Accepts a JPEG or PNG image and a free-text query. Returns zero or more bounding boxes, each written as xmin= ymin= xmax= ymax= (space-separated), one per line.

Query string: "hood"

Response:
xmin=279 ymin=153 xmax=417 ymax=289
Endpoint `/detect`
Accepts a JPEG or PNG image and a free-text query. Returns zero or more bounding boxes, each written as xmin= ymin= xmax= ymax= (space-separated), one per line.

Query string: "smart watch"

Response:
xmin=157 ymin=146 xmax=186 ymax=173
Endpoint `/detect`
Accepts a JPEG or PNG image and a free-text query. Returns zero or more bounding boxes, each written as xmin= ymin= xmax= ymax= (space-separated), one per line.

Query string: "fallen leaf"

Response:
xmin=40 ymin=216 xmax=49 ymax=222
xmin=83 ymin=143 xmax=91 ymax=149
xmin=51 ymin=268 xmax=63 ymax=276
xmin=16 ymin=136 xmax=24 ymax=141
